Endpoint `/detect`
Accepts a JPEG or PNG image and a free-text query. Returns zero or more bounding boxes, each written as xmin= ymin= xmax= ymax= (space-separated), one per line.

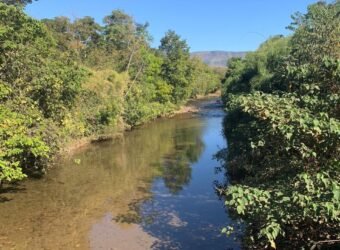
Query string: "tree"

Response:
xmin=283 ymin=1 xmax=340 ymax=115
xmin=219 ymin=1 xmax=340 ymax=249
xmin=103 ymin=10 xmax=135 ymax=51
xmin=190 ymin=57 xmax=221 ymax=97
xmin=42 ymin=17 xmax=74 ymax=51
xmin=159 ymin=30 xmax=190 ymax=59
xmin=73 ymin=17 xmax=101 ymax=45
xmin=103 ymin=10 xmax=151 ymax=73
xmin=1 ymin=0 xmax=36 ymax=6
xmin=0 ymin=3 xmax=85 ymax=183
xmin=70 ymin=16 xmax=102 ymax=60
xmin=221 ymin=35 xmax=289 ymax=98
xmin=159 ymin=30 xmax=193 ymax=103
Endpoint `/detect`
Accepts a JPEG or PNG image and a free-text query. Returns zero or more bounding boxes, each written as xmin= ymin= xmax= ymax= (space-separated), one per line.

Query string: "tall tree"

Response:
xmin=73 ymin=16 xmax=101 ymax=46
xmin=159 ymin=30 xmax=193 ymax=103
xmin=42 ymin=17 xmax=73 ymax=51
xmin=103 ymin=10 xmax=151 ymax=73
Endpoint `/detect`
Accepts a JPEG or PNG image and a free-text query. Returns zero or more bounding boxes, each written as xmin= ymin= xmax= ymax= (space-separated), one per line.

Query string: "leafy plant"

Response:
xmin=219 ymin=1 xmax=340 ymax=248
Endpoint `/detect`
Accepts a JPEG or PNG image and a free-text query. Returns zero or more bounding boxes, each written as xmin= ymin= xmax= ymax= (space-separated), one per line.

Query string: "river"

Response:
xmin=0 ymin=98 xmax=240 ymax=250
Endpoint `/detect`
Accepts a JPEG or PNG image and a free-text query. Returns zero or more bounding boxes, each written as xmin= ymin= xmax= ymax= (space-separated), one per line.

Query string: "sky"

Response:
xmin=25 ymin=0 xmax=320 ymax=52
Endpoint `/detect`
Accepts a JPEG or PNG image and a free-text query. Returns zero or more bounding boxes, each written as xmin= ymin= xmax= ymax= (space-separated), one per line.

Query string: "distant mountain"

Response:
xmin=191 ymin=51 xmax=248 ymax=67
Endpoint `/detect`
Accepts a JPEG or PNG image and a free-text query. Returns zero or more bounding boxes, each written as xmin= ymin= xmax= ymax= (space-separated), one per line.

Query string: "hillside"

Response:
xmin=191 ymin=51 xmax=248 ymax=67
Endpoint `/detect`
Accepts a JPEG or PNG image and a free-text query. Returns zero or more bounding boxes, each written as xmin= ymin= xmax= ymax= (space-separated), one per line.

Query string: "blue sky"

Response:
xmin=26 ymin=0 xmax=320 ymax=52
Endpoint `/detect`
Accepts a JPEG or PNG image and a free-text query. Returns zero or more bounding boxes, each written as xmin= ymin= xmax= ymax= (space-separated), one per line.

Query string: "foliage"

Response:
xmin=219 ymin=1 xmax=340 ymax=249
xmin=0 ymin=0 xmax=36 ymax=6
xmin=0 ymin=4 xmax=220 ymax=184
xmin=159 ymin=30 xmax=194 ymax=103
xmin=190 ymin=57 xmax=221 ymax=97
xmin=0 ymin=3 xmax=86 ymax=182
xmin=221 ymin=35 xmax=290 ymax=99
xmin=0 ymin=105 xmax=50 ymax=183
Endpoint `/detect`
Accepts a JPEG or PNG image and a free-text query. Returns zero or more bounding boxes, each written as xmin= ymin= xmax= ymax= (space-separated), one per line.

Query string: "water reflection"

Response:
xmin=161 ymin=125 xmax=205 ymax=194
xmin=0 ymin=99 xmax=240 ymax=249
xmin=112 ymin=100 xmax=240 ymax=250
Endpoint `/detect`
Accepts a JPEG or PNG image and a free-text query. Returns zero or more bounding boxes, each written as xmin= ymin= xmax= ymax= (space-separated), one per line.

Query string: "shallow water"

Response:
xmin=0 ymin=98 xmax=240 ymax=250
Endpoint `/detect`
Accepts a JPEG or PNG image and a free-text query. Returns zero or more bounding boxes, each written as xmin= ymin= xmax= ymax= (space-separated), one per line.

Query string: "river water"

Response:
xmin=0 ymin=98 xmax=240 ymax=250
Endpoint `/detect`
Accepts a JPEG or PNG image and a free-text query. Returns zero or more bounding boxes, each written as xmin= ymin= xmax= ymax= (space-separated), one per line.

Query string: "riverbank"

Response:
xmin=173 ymin=90 xmax=221 ymax=115
xmin=60 ymin=91 xmax=221 ymax=156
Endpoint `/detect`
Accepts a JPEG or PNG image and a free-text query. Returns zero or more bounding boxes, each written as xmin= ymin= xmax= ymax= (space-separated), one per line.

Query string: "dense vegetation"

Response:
xmin=0 ymin=2 xmax=221 ymax=185
xmin=218 ymin=1 xmax=339 ymax=249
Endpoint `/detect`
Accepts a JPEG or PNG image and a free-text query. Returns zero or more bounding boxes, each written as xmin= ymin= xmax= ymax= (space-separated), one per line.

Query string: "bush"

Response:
xmin=219 ymin=2 xmax=340 ymax=248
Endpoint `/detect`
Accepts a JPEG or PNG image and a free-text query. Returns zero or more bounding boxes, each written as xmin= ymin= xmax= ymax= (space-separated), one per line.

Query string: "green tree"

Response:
xmin=42 ymin=17 xmax=74 ymax=52
xmin=159 ymin=30 xmax=193 ymax=103
xmin=103 ymin=10 xmax=151 ymax=73
xmin=72 ymin=17 xmax=102 ymax=59
xmin=1 ymin=0 xmax=36 ymax=6
xmin=190 ymin=57 xmax=221 ymax=97
xmin=73 ymin=16 xmax=101 ymax=46
xmin=283 ymin=1 xmax=340 ymax=116
xmin=221 ymin=35 xmax=289 ymax=98
xmin=219 ymin=1 xmax=340 ymax=249
xmin=0 ymin=3 xmax=85 ymax=183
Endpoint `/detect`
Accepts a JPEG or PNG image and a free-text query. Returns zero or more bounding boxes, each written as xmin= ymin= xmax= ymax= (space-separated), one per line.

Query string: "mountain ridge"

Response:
xmin=191 ymin=51 xmax=248 ymax=67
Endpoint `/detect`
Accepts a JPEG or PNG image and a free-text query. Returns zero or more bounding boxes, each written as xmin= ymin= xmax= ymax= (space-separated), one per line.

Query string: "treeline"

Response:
xmin=0 ymin=2 xmax=222 ymax=184
xmin=218 ymin=1 xmax=339 ymax=249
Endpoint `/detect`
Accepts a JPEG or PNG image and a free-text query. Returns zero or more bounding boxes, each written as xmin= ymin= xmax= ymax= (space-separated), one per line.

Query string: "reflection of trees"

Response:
xmin=108 ymin=118 xmax=205 ymax=226
xmin=215 ymin=110 xmax=256 ymax=188
xmin=0 ymin=114 xmax=207 ymax=248
xmin=161 ymin=126 xmax=205 ymax=194
xmin=162 ymin=155 xmax=192 ymax=194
